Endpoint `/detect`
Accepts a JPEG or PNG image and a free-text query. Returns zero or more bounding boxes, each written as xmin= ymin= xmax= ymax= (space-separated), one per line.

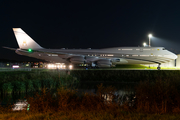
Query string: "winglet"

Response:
xmin=13 ymin=28 xmax=43 ymax=50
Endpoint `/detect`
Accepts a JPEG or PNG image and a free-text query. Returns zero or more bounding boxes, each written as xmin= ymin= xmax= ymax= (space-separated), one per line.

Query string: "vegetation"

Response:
xmin=71 ymin=70 xmax=180 ymax=82
xmin=136 ymin=78 xmax=180 ymax=113
xmin=115 ymin=64 xmax=149 ymax=68
xmin=1 ymin=80 xmax=180 ymax=119
xmin=1 ymin=111 xmax=180 ymax=120
xmin=1 ymin=70 xmax=180 ymax=92
xmin=0 ymin=71 xmax=78 ymax=94
xmin=1 ymin=70 xmax=180 ymax=119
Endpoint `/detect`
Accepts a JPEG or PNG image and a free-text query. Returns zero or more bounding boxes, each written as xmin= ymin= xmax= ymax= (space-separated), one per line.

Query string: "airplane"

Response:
xmin=3 ymin=28 xmax=178 ymax=70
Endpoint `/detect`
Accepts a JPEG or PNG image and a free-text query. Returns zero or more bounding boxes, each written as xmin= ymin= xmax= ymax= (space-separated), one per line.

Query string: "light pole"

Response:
xmin=148 ymin=34 xmax=152 ymax=47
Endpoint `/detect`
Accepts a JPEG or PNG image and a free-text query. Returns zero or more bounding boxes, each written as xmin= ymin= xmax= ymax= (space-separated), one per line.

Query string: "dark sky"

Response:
xmin=1 ymin=0 xmax=180 ymax=61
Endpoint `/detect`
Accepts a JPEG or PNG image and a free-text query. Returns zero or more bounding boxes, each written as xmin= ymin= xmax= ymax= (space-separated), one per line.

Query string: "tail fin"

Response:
xmin=13 ymin=28 xmax=43 ymax=50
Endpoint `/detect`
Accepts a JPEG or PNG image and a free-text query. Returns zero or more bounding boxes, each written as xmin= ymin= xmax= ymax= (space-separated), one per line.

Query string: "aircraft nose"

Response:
xmin=172 ymin=53 xmax=178 ymax=59
xmin=175 ymin=54 xmax=178 ymax=59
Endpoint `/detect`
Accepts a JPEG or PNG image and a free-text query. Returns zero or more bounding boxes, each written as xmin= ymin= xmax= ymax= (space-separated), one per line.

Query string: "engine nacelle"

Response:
xmin=96 ymin=60 xmax=112 ymax=68
xmin=86 ymin=56 xmax=99 ymax=64
xmin=69 ymin=56 xmax=86 ymax=64
xmin=111 ymin=58 xmax=128 ymax=64
xmin=97 ymin=64 xmax=111 ymax=67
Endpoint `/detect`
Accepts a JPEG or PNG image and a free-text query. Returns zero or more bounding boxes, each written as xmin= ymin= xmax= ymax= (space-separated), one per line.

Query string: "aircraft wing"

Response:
xmin=34 ymin=49 xmax=84 ymax=57
xmin=3 ymin=47 xmax=84 ymax=57
xmin=3 ymin=47 xmax=112 ymax=67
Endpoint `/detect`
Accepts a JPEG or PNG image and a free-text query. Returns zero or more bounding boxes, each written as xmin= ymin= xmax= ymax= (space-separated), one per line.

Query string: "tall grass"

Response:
xmin=24 ymin=80 xmax=180 ymax=114
xmin=2 ymin=70 xmax=180 ymax=116
xmin=136 ymin=78 xmax=180 ymax=113
xmin=0 ymin=71 xmax=79 ymax=94
xmin=1 ymin=81 xmax=180 ymax=119
xmin=70 ymin=70 xmax=180 ymax=82
xmin=27 ymin=85 xmax=118 ymax=113
xmin=2 ymin=110 xmax=180 ymax=120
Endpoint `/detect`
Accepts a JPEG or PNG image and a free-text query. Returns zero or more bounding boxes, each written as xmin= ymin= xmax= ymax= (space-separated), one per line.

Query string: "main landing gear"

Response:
xmin=157 ymin=64 xmax=161 ymax=70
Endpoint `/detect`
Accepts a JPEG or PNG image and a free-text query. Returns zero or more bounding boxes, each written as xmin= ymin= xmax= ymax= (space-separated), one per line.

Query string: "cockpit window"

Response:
xmin=162 ymin=48 xmax=166 ymax=50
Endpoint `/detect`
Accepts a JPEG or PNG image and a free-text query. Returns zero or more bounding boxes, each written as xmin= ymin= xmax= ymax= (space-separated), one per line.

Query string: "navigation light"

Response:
xmin=28 ymin=48 xmax=32 ymax=52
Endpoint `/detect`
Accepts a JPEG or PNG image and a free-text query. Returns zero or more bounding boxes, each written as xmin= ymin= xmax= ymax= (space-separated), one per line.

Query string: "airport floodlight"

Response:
xmin=148 ymin=34 xmax=152 ymax=38
xmin=143 ymin=42 xmax=147 ymax=47
xmin=148 ymin=34 xmax=153 ymax=47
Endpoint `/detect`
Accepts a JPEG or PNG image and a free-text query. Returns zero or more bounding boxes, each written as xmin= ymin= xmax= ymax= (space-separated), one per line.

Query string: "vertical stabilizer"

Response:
xmin=13 ymin=28 xmax=43 ymax=49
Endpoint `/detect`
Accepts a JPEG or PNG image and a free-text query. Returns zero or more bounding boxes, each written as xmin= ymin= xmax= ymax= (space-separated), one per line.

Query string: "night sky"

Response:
xmin=1 ymin=0 xmax=180 ymax=61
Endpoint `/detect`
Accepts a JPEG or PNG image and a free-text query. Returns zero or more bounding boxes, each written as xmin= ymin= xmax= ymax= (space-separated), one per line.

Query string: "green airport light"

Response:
xmin=28 ymin=48 xmax=32 ymax=52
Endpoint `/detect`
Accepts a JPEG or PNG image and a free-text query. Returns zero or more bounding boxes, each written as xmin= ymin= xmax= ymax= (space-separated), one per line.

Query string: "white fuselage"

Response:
xmin=10 ymin=28 xmax=177 ymax=67
xmin=16 ymin=47 xmax=177 ymax=65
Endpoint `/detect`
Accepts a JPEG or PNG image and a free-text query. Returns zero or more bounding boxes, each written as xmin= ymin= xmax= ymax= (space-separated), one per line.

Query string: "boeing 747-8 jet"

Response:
xmin=4 ymin=28 xmax=178 ymax=70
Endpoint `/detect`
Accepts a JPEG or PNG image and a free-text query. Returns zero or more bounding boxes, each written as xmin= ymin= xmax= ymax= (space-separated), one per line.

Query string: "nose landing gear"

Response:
xmin=157 ymin=64 xmax=161 ymax=70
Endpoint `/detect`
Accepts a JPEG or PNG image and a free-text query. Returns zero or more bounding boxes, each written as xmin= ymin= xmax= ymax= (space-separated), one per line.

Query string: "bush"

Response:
xmin=25 ymin=80 xmax=35 ymax=92
xmin=135 ymin=79 xmax=180 ymax=113
xmin=2 ymin=82 xmax=13 ymax=94
xmin=12 ymin=81 xmax=26 ymax=93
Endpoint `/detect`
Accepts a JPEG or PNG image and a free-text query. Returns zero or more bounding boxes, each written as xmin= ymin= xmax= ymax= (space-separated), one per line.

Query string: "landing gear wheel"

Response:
xmin=157 ymin=66 xmax=161 ymax=70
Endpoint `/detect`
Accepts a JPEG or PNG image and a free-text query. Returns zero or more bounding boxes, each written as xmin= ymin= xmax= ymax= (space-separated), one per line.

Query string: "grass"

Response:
xmin=25 ymin=79 xmax=180 ymax=114
xmin=1 ymin=64 xmax=180 ymax=71
xmin=1 ymin=78 xmax=180 ymax=119
xmin=1 ymin=85 xmax=180 ymax=120
xmin=1 ymin=70 xmax=180 ymax=94
xmin=113 ymin=64 xmax=180 ymax=70
xmin=116 ymin=64 xmax=149 ymax=68
xmin=0 ymin=71 xmax=79 ymax=94
xmin=1 ymin=70 xmax=180 ymax=119
xmin=135 ymin=79 xmax=180 ymax=113
xmin=70 ymin=70 xmax=180 ymax=82
xmin=1 ymin=111 xmax=180 ymax=120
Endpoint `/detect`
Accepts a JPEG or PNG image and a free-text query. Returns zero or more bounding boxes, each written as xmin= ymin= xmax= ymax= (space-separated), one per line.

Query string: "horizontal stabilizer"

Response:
xmin=3 ymin=47 xmax=30 ymax=53
xmin=3 ymin=46 xmax=17 ymax=51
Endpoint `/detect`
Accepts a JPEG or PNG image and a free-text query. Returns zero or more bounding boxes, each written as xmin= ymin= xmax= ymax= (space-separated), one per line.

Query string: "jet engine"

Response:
xmin=111 ymin=58 xmax=128 ymax=64
xmin=96 ymin=59 xmax=112 ymax=67
xmin=69 ymin=56 xmax=86 ymax=64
